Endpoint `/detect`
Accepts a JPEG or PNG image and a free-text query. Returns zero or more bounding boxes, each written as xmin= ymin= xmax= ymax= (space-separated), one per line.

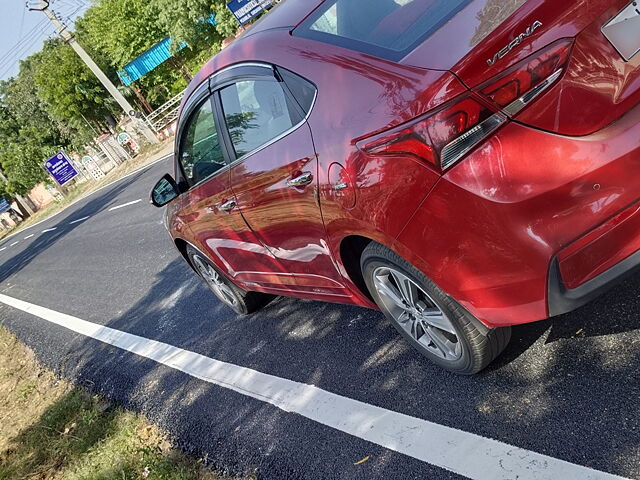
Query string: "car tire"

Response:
xmin=361 ymin=242 xmax=511 ymax=374
xmin=186 ymin=245 xmax=273 ymax=315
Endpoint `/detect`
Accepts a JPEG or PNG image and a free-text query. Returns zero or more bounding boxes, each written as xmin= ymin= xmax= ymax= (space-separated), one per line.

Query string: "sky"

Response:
xmin=0 ymin=0 xmax=89 ymax=81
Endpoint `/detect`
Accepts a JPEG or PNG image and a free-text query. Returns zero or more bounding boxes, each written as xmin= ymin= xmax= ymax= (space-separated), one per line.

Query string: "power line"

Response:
xmin=0 ymin=0 xmax=88 ymax=80
xmin=0 ymin=19 xmax=50 ymax=65
xmin=0 ymin=18 xmax=49 ymax=65
xmin=0 ymin=20 xmax=52 ymax=78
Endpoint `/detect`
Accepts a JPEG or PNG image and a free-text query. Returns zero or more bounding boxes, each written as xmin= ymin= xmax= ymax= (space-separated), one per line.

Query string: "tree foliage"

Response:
xmin=75 ymin=0 xmax=167 ymax=68
xmin=155 ymin=0 xmax=238 ymax=47
xmin=30 ymin=39 xmax=117 ymax=140
xmin=0 ymin=0 xmax=247 ymax=194
xmin=0 ymin=59 xmax=72 ymax=195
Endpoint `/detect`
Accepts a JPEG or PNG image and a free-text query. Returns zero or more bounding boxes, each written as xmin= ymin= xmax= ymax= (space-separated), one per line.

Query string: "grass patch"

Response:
xmin=0 ymin=138 xmax=174 ymax=242
xmin=0 ymin=326 xmax=253 ymax=480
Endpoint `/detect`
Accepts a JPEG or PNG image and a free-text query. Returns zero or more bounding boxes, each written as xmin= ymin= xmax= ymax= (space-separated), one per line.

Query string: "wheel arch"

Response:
xmin=173 ymin=237 xmax=233 ymax=281
xmin=339 ymin=234 xmax=375 ymax=302
xmin=338 ymin=233 xmax=492 ymax=332
xmin=174 ymin=237 xmax=196 ymax=272
xmin=337 ymin=231 xmax=426 ymax=302
xmin=336 ymin=232 xmax=422 ymax=305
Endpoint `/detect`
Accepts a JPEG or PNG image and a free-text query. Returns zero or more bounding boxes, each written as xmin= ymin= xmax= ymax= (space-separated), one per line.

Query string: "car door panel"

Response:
xmin=172 ymin=94 xmax=277 ymax=283
xmin=218 ymin=74 xmax=347 ymax=295
xmin=229 ymin=126 xmax=346 ymax=293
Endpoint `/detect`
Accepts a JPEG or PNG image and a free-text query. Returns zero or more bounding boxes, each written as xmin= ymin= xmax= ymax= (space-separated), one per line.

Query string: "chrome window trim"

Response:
xmin=187 ymin=89 xmax=318 ymax=190
xmin=210 ymin=62 xmax=274 ymax=87
xmin=178 ymin=62 xmax=317 ymax=191
xmin=176 ymin=63 xmax=274 ymax=168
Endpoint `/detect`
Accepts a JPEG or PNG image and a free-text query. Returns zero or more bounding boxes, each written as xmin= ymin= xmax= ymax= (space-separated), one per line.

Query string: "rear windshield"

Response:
xmin=294 ymin=0 xmax=470 ymax=61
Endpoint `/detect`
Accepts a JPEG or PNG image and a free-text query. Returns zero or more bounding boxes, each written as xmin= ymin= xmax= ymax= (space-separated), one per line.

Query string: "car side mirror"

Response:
xmin=150 ymin=173 xmax=180 ymax=207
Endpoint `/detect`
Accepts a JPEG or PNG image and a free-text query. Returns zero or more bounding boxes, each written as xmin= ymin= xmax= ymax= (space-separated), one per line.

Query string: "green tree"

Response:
xmin=0 ymin=0 xmax=247 ymax=194
xmin=30 ymin=39 xmax=118 ymax=139
xmin=0 ymin=60 xmax=71 ymax=195
xmin=74 ymin=0 xmax=222 ymax=107
xmin=75 ymin=0 xmax=167 ymax=68
xmin=154 ymin=0 xmax=235 ymax=46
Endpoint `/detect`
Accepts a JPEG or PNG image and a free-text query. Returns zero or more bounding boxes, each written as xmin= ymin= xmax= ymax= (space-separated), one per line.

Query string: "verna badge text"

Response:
xmin=487 ymin=21 xmax=543 ymax=66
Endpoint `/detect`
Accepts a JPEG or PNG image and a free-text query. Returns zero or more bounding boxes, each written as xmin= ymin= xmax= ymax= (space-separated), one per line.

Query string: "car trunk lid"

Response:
xmin=401 ymin=0 xmax=640 ymax=135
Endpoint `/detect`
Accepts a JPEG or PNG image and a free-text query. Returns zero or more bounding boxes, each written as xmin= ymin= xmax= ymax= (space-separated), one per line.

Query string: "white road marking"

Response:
xmin=24 ymin=234 xmax=34 ymax=239
xmin=41 ymin=227 xmax=57 ymax=233
xmin=108 ymin=199 xmax=142 ymax=211
xmin=0 ymin=247 xmax=5 ymax=252
xmin=69 ymin=216 xmax=90 ymax=225
xmin=0 ymin=294 xmax=627 ymax=480
xmin=9 ymin=241 xmax=18 ymax=247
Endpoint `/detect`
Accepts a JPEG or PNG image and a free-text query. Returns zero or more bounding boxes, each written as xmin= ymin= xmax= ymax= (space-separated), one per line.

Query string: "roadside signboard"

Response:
xmin=45 ymin=152 xmax=78 ymax=186
xmin=0 ymin=199 xmax=10 ymax=214
xmin=227 ymin=0 xmax=272 ymax=25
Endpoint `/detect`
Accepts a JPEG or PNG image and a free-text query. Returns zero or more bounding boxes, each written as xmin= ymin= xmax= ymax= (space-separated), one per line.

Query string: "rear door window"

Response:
xmin=219 ymin=78 xmax=303 ymax=159
xmin=277 ymin=67 xmax=316 ymax=116
xmin=294 ymin=0 xmax=470 ymax=61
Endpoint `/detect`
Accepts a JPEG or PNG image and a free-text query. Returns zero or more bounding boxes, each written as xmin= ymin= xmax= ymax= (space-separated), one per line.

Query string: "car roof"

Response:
xmin=243 ymin=0 xmax=324 ymax=37
xmin=180 ymin=0 xmax=324 ymax=110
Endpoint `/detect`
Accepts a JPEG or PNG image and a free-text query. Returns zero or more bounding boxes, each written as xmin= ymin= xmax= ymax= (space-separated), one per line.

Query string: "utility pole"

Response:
xmin=28 ymin=1 xmax=159 ymax=145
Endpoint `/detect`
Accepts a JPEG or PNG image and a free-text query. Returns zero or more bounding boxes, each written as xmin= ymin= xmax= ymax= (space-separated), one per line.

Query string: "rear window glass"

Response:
xmin=294 ymin=0 xmax=470 ymax=61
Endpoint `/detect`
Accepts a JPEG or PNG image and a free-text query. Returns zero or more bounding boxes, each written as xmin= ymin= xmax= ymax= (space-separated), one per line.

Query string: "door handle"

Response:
xmin=287 ymin=171 xmax=313 ymax=188
xmin=218 ymin=199 xmax=236 ymax=212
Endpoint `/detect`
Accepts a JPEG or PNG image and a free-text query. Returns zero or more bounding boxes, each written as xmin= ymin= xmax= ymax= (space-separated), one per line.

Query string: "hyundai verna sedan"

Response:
xmin=151 ymin=0 xmax=640 ymax=374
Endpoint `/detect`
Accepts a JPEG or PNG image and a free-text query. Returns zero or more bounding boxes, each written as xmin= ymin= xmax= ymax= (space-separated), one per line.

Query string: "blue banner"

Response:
xmin=0 ymin=199 xmax=10 ymax=214
xmin=227 ymin=0 xmax=272 ymax=25
xmin=45 ymin=152 xmax=78 ymax=186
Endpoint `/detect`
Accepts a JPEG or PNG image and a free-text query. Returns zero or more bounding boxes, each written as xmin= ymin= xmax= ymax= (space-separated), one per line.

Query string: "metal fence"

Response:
xmin=92 ymin=151 xmax=118 ymax=173
xmin=146 ymin=90 xmax=185 ymax=133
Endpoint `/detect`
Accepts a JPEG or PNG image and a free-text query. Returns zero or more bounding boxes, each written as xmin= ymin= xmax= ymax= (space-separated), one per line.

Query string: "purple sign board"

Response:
xmin=227 ymin=0 xmax=272 ymax=25
xmin=45 ymin=152 xmax=78 ymax=186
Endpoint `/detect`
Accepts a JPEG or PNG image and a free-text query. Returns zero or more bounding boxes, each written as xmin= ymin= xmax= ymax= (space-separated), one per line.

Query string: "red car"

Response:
xmin=151 ymin=0 xmax=640 ymax=374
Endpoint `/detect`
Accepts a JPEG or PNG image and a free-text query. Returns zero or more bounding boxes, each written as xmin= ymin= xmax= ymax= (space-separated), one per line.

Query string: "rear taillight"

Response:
xmin=359 ymin=39 xmax=574 ymax=171
xmin=479 ymin=39 xmax=573 ymax=116
xmin=360 ymin=95 xmax=506 ymax=170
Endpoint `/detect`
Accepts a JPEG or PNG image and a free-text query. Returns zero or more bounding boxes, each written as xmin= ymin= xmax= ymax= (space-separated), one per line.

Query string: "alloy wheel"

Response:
xmin=372 ymin=266 xmax=462 ymax=361
xmin=192 ymin=255 xmax=238 ymax=308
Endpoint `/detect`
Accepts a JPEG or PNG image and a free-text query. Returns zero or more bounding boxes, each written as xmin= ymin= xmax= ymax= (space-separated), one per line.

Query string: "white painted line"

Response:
xmin=0 ymin=293 xmax=627 ymax=480
xmin=24 ymin=234 xmax=34 ymax=240
xmin=69 ymin=216 xmax=90 ymax=225
xmin=9 ymin=241 xmax=18 ymax=247
xmin=108 ymin=199 xmax=142 ymax=211
xmin=0 ymin=247 xmax=5 ymax=252
xmin=41 ymin=227 xmax=57 ymax=233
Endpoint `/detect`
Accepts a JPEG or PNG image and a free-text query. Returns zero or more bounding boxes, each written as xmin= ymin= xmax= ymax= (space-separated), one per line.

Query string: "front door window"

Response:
xmin=178 ymin=100 xmax=226 ymax=187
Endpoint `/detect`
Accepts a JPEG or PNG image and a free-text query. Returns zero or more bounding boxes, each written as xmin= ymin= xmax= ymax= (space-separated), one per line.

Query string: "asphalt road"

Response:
xmin=0 ymin=157 xmax=638 ymax=479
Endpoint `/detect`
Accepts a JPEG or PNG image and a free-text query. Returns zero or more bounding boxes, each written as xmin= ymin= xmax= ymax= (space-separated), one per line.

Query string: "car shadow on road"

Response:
xmin=34 ymin=254 xmax=640 ymax=479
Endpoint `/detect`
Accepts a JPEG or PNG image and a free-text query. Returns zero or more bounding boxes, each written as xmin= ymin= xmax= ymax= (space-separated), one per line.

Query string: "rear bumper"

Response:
xmin=549 ymin=197 xmax=640 ymax=316
xmin=397 ymin=100 xmax=640 ymax=328
xmin=548 ymin=253 xmax=640 ymax=317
